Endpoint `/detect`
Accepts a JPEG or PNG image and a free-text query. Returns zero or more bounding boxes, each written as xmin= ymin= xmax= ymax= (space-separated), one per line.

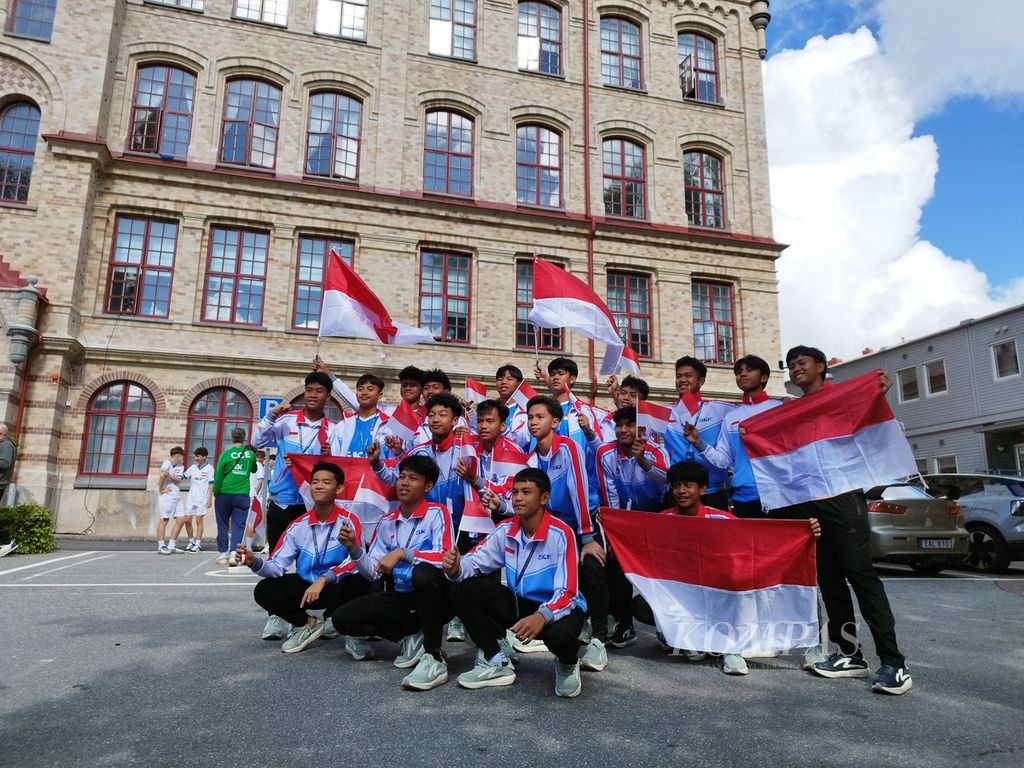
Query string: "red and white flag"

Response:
xmin=242 ymin=496 xmax=265 ymax=549
xmin=319 ymin=249 xmax=434 ymax=345
xmin=287 ymin=454 xmax=396 ymax=540
xmin=602 ymin=508 xmax=819 ymax=654
xmin=384 ymin=398 xmax=421 ymax=447
xmin=464 ymin=378 xmax=487 ymax=405
xmin=489 ymin=439 xmax=530 ymax=479
xmin=528 ymin=257 xmax=624 ymax=375
xmin=740 ymin=371 xmax=918 ymax=510
xmin=510 ymin=379 xmax=539 ymax=412
xmin=619 ymin=346 xmax=641 ymax=375
xmin=637 ymin=400 xmax=672 ymax=435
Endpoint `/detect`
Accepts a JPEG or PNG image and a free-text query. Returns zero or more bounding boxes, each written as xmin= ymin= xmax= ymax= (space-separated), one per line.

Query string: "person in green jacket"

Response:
xmin=213 ymin=427 xmax=257 ymax=565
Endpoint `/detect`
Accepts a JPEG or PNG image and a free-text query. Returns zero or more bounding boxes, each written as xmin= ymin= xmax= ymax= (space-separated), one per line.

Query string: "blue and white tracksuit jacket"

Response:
xmin=328 ymin=408 xmax=390 ymax=458
xmin=253 ymin=410 xmax=333 ymax=507
xmin=594 ymin=441 xmax=670 ymax=512
xmin=250 ymin=507 xmax=361 ymax=584
xmin=452 ymin=512 xmax=586 ymax=622
xmin=350 ymin=501 xmax=453 ymax=592
xmin=467 ymin=435 xmax=531 ymax=518
xmin=697 ymin=396 xmax=781 ymax=503
xmin=528 ymin=434 xmax=595 ymax=543
xmin=662 ymin=398 xmax=736 ymax=495
xmin=372 ymin=433 xmax=466 ymax=529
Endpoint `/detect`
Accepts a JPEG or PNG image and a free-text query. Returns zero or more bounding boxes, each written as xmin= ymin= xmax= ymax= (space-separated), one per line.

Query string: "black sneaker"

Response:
xmin=872 ymin=663 xmax=913 ymax=695
xmin=607 ymin=624 xmax=637 ymax=649
xmin=811 ymin=652 xmax=870 ymax=678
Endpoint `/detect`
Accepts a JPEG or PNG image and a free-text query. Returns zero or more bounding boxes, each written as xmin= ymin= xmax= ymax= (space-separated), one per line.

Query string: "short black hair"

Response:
xmin=675 ymin=356 xmax=708 ymax=380
xmin=423 ymin=368 xmax=452 ymax=391
xmin=547 ymin=357 xmax=578 ymax=378
xmin=619 ymin=375 xmax=650 ymax=400
xmin=356 ymin=373 xmax=386 ymax=390
xmin=311 ymin=460 xmax=344 ymax=485
xmin=170 ymin=446 xmax=184 ymax=457
xmin=397 ymin=366 xmax=426 ymax=386
xmin=495 ymin=364 xmax=524 ymax=382
xmin=514 ymin=467 xmax=551 ymax=495
xmin=733 ymin=355 xmax=771 ymax=388
xmin=476 ymin=399 xmax=509 ymax=423
xmin=612 ymin=406 xmax=637 ymax=426
xmin=305 ymin=370 xmax=333 ymax=391
xmin=425 ymin=392 xmax=463 ymax=419
xmin=667 ymin=460 xmax=709 ymax=487
xmin=192 ymin=446 xmax=209 ymax=457
xmin=785 ymin=345 xmax=828 ymax=375
xmin=526 ymin=394 xmax=562 ymax=421
xmin=230 ymin=427 xmax=246 ymax=443
xmin=398 ymin=454 xmax=440 ymax=485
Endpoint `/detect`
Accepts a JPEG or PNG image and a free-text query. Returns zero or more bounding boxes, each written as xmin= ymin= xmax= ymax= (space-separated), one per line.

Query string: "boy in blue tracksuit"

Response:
xmin=444 ymin=468 xmax=587 ymax=697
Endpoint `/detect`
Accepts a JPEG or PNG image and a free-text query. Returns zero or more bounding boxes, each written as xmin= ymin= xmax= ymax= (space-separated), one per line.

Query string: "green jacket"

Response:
xmin=213 ymin=444 xmax=256 ymax=496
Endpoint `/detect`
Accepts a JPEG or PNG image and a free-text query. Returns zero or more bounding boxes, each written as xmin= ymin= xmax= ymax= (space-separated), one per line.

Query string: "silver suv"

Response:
xmin=921 ymin=474 xmax=1024 ymax=573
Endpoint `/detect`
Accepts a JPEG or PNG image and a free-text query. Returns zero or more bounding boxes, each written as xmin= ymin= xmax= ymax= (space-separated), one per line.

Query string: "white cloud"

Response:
xmin=764 ymin=19 xmax=1024 ymax=360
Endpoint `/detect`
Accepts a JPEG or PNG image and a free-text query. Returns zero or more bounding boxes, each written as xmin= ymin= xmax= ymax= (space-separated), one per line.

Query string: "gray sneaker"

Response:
xmin=394 ymin=632 xmax=425 ymax=669
xmin=500 ymin=631 xmax=520 ymax=665
xmin=579 ymin=637 xmax=608 ymax=672
xmin=262 ymin=615 xmax=289 ymax=640
xmin=345 ymin=636 xmax=375 ymax=661
xmin=446 ymin=617 xmax=466 ymax=642
xmin=722 ymin=653 xmax=750 ymax=676
xmin=511 ymin=635 xmax=548 ymax=654
xmin=578 ymin=618 xmax=593 ymax=645
xmin=281 ymin=620 xmax=325 ymax=654
xmin=322 ymin=617 xmax=339 ymax=640
xmin=802 ymin=645 xmax=827 ymax=670
xmin=401 ymin=653 xmax=448 ymax=691
xmin=457 ymin=654 xmax=516 ymax=689
xmin=554 ymin=659 xmax=582 ymax=698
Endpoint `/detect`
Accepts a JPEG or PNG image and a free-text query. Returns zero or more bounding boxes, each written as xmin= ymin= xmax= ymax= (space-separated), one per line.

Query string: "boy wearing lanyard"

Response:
xmin=236 ymin=462 xmax=369 ymax=655
xmin=334 ymin=455 xmax=455 ymax=691
xmin=443 ymin=468 xmax=587 ymax=697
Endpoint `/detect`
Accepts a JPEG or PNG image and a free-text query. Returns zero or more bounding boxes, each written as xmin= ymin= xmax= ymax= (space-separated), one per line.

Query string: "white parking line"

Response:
xmin=19 ymin=554 xmax=115 ymax=580
xmin=0 ymin=551 xmax=98 ymax=577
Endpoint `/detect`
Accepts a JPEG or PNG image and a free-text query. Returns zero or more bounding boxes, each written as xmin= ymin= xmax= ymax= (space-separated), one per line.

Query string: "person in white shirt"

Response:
xmin=156 ymin=447 xmax=186 ymax=554
xmin=170 ymin=446 xmax=214 ymax=553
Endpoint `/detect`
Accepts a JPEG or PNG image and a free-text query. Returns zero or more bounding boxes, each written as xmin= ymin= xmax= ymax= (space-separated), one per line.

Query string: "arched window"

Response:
xmin=80 ymin=382 xmax=155 ymax=477
xmin=684 ymin=150 xmax=725 ymax=229
xmin=600 ymin=17 xmax=642 ymax=89
xmin=305 ymin=91 xmax=362 ymax=180
xmin=0 ymin=102 xmax=41 ymax=203
xmin=220 ymin=78 xmax=282 ymax=169
xmin=602 ymin=137 xmax=645 ymax=218
xmin=186 ymin=388 xmax=254 ymax=458
xmin=129 ymin=64 xmax=197 ymax=159
xmin=423 ymin=110 xmax=473 ymax=196
xmin=677 ymin=32 xmax=719 ymax=103
xmin=516 ymin=124 xmax=561 ymax=207
xmin=517 ymin=1 xmax=561 ymax=75
xmin=290 ymin=395 xmax=344 ymax=422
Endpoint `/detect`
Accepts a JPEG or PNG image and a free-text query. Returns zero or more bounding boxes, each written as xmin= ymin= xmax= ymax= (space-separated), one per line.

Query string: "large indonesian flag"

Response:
xmin=602 ymin=508 xmax=819 ymax=654
xmin=319 ymin=249 xmax=434 ymax=345
xmin=528 ymin=257 xmax=624 ymax=375
xmin=740 ymin=371 xmax=918 ymax=510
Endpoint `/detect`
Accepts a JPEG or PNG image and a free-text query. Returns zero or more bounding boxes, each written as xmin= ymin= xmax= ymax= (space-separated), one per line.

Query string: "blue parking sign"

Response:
xmin=259 ymin=397 xmax=283 ymax=420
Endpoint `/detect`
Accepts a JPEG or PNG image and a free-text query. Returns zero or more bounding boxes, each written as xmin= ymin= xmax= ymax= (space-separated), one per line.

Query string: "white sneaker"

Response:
xmin=0 ymin=541 xmax=18 ymax=557
xmin=158 ymin=544 xmax=172 ymax=555
xmin=227 ymin=553 xmax=239 ymax=567
xmin=511 ymin=636 xmax=549 ymax=654
xmin=215 ymin=552 xmax=229 ymax=565
xmin=167 ymin=543 xmax=180 ymax=554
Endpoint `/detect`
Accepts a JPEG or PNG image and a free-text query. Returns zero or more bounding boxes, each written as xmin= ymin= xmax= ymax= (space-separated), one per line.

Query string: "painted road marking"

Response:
xmin=20 ymin=554 xmax=115 ymax=580
xmin=0 ymin=551 xmax=98 ymax=577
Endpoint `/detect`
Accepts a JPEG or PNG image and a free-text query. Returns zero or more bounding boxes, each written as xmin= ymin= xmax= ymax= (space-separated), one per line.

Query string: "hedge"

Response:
xmin=0 ymin=504 xmax=55 ymax=554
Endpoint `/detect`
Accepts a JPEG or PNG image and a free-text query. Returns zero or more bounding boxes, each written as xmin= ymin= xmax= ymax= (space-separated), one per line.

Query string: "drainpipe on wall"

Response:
xmin=7 ymin=275 xmax=43 ymax=502
xmin=582 ymin=0 xmax=598 ymax=402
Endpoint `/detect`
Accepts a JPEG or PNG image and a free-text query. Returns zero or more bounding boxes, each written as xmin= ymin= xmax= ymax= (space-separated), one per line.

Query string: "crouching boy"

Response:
xmin=443 ymin=467 xmax=587 ymax=698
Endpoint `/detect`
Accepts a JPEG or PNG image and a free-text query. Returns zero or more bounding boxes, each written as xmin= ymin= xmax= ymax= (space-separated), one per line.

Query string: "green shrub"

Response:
xmin=0 ymin=504 xmax=55 ymax=554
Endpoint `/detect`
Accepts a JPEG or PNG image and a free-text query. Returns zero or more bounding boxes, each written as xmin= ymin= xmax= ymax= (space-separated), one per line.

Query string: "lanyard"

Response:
xmin=298 ymin=422 xmax=324 ymax=454
xmin=430 ymin=442 xmax=456 ymax=482
xmin=310 ymin=520 xmax=331 ymax=574
xmin=511 ymin=538 xmax=540 ymax=594
xmin=399 ymin=513 xmax=419 ymax=550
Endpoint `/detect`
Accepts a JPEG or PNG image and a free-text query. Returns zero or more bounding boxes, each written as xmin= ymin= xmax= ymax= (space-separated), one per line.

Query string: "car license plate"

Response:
xmin=918 ymin=538 xmax=953 ymax=550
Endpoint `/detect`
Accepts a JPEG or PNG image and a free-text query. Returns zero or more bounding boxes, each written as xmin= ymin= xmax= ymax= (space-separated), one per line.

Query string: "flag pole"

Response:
xmin=315 ymin=334 xmax=322 ymax=362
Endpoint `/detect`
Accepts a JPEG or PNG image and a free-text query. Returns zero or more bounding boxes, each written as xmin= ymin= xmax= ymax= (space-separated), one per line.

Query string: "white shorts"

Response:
xmin=185 ymin=503 xmax=207 ymax=518
xmin=158 ymin=494 xmax=185 ymax=519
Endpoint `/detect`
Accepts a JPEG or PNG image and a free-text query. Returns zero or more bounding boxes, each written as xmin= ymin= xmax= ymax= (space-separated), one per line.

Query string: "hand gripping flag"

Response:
xmin=601 ymin=508 xmax=819 ymax=655
xmin=739 ymin=371 xmax=918 ymax=510
xmin=319 ymin=249 xmax=435 ymax=345
xmin=528 ymin=257 xmax=625 ymax=375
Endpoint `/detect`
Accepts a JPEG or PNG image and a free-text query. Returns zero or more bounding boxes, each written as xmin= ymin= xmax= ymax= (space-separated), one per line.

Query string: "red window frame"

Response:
xmin=419 ymin=250 xmax=472 ymax=344
xmin=201 ymin=226 xmax=269 ymax=327
xmin=305 ymin=90 xmax=362 ymax=181
xmin=600 ymin=16 xmax=643 ymax=89
xmin=429 ymin=0 xmax=476 ymax=60
xmin=0 ymin=101 xmax=41 ymax=204
xmin=423 ymin=110 xmax=474 ymax=197
xmin=677 ymin=32 xmax=719 ymax=103
xmin=684 ymin=150 xmax=726 ymax=229
xmin=517 ymin=1 xmax=561 ymax=75
xmin=79 ymin=382 xmax=156 ymax=477
xmin=602 ymin=137 xmax=646 ymax=219
xmin=219 ymin=78 xmax=281 ymax=169
xmin=692 ymin=280 xmax=736 ymax=364
xmin=233 ymin=0 xmax=288 ymax=25
xmin=104 ymin=216 xmax=178 ymax=319
xmin=515 ymin=124 xmax=562 ymax=208
xmin=607 ymin=271 xmax=653 ymax=358
xmin=186 ymin=387 xmax=254 ymax=459
xmin=128 ymin=64 xmax=197 ymax=158
xmin=292 ymin=236 xmax=354 ymax=331
xmin=6 ymin=0 xmax=57 ymax=41
xmin=515 ymin=259 xmax=562 ymax=351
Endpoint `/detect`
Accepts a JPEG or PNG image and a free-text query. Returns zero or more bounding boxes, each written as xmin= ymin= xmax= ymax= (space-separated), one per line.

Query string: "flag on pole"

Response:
xmin=510 ymin=379 xmax=539 ymax=412
xmin=637 ymin=400 xmax=672 ymax=435
xmin=601 ymin=508 xmax=819 ymax=655
xmin=319 ymin=249 xmax=435 ymax=345
xmin=528 ymin=257 xmax=625 ymax=375
xmin=286 ymin=454 xmax=395 ymax=540
xmin=242 ymin=496 xmax=265 ymax=550
xmin=384 ymin=398 xmax=421 ymax=447
xmin=464 ymin=377 xmax=487 ymax=405
xmin=739 ymin=371 xmax=918 ymax=510
xmin=489 ymin=439 xmax=531 ymax=479
xmin=619 ymin=346 xmax=641 ymax=375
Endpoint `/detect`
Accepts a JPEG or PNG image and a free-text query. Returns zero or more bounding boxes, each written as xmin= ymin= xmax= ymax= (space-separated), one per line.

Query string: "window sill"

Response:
xmin=602 ymin=83 xmax=647 ymax=95
xmin=518 ymin=68 xmax=565 ymax=80
xmin=74 ymin=476 xmax=148 ymax=490
xmin=313 ymin=31 xmax=367 ymax=44
xmin=2 ymin=30 xmax=53 ymax=44
xmin=682 ymin=96 xmax=725 ymax=109
xmin=143 ymin=1 xmax=204 ymax=14
xmin=199 ymin=320 xmax=268 ymax=331
xmin=604 ymin=213 xmax=648 ymax=223
xmin=123 ymin=149 xmax=190 ymax=164
xmin=422 ymin=190 xmax=475 ymax=202
xmin=426 ymin=52 xmax=478 ymax=65
xmin=214 ymin=162 xmax=277 ymax=176
xmin=230 ymin=15 xmax=288 ymax=30
xmin=303 ymin=173 xmax=359 ymax=187
xmin=0 ymin=201 xmax=37 ymax=213
xmin=517 ymin=202 xmax=564 ymax=213
xmin=96 ymin=313 xmax=176 ymax=325
xmin=687 ymin=223 xmax=730 ymax=234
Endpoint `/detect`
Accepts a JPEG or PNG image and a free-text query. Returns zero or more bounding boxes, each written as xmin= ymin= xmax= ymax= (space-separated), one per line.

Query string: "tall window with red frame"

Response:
xmin=106 ymin=216 xmax=178 ymax=318
xmin=129 ymin=65 xmax=196 ymax=159
xmin=202 ymin=227 xmax=269 ymax=326
xmin=517 ymin=1 xmax=561 ymax=74
xmin=419 ymin=250 xmax=471 ymax=343
xmin=428 ymin=0 xmax=476 ymax=60
xmin=423 ymin=110 xmax=473 ymax=196
xmin=7 ymin=0 xmax=57 ymax=41
xmin=684 ymin=150 xmax=726 ymax=229
xmin=607 ymin=271 xmax=652 ymax=358
xmin=677 ymin=32 xmax=719 ymax=103
xmin=0 ymin=102 xmax=40 ymax=203
xmin=515 ymin=259 xmax=562 ymax=351
xmin=305 ymin=91 xmax=361 ymax=180
xmin=603 ymin=138 xmax=645 ymax=218
xmin=692 ymin=280 xmax=735 ymax=364
xmin=516 ymin=124 xmax=561 ymax=207
xmin=219 ymin=79 xmax=281 ymax=169
xmin=600 ymin=17 xmax=642 ymax=89
xmin=293 ymin=236 xmax=354 ymax=331
xmin=80 ymin=382 xmax=155 ymax=477
xmin=186 ymin=388 xmax=254 ymax=458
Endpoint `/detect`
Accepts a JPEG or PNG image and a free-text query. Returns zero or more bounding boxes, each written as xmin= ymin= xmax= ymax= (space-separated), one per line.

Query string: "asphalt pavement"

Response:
xmin=1 ymin=546 xmax=1022 ymax=768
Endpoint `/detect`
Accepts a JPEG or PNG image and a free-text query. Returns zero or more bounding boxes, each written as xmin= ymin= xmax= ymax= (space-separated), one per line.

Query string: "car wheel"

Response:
xmin=965 ymin=525 xmax=1011 ymax=574
xmin=909 ymin=560 xmax=945 ymax=575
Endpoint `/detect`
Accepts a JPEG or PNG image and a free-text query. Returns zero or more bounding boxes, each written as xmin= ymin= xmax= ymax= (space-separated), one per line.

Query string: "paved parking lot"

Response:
xmin=1 ymin=546 xmax=1022 ymax=768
